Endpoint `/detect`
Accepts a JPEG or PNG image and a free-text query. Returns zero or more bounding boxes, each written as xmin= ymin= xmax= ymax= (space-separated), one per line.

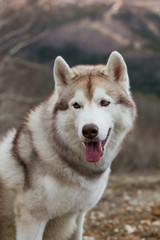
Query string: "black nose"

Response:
xmin=82 ymin=124 xmax=99 ymax=139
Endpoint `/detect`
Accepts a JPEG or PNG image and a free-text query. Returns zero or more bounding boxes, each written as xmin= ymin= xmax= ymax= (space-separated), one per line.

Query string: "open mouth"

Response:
xmin=84 ymin=128 xmax=111 ymax=163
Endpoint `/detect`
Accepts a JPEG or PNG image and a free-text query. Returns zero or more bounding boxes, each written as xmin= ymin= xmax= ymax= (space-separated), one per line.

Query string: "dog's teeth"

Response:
xmin=82 ymin=142 xmax=86 ymax=148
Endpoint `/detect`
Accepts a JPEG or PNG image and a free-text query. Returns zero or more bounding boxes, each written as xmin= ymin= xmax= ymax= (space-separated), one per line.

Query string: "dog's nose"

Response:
xmin=82 ymin=124 xmax=99 ymax=139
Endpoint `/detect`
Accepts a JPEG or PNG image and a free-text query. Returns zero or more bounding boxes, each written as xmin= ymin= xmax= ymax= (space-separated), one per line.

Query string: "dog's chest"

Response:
xmin=42 ymin=169 xmax=110 ymax=217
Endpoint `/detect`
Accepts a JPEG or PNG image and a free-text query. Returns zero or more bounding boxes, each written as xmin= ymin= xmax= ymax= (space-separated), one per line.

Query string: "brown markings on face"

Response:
xmin=70 ymin=64 xmax=135 ymax=108
xmin=54 ymin=63 xmax=135 ymax=114
xmin=88 ymin=74 xmax=135 ymax=112
xmin=117 ymin=94 xmax=135 ymax=108
xmin=53 ymin=65 xmax=107 ymax=113
xmin=53 ymin=76 xmax=91 ymax=113
xmin=54 ymin=99 xmax=69 ymax=113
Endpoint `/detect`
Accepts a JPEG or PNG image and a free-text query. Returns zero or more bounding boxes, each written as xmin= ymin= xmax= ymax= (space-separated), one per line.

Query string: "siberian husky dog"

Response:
xmin=0 ymin=51 xmax=136 ymax=240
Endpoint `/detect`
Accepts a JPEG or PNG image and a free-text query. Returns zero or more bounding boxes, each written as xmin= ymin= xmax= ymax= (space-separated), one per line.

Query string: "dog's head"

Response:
xmin=53 ymin=52 xmax=136 ymax=167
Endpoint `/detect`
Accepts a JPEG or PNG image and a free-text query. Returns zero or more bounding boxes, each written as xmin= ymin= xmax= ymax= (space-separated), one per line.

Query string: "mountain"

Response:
xmin=41 ymin=0 xmax=160 ymax=56
xmin=1 ymin=0 xmax=160 ymax=56
xmin=0 ymin=0 xmax=160 ymax=96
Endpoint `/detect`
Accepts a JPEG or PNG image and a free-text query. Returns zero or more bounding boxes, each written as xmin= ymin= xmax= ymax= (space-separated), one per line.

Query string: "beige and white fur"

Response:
xmin=0 ymin=51 xmax=136 ymax=240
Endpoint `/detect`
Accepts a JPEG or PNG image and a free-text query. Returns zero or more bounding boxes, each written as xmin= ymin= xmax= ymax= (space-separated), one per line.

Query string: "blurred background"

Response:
xmin=0 ymin=0 xmax=160 ymax=172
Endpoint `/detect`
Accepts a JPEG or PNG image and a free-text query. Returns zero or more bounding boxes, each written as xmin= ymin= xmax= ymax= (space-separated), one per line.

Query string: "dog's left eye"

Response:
xmin=73 ymin=102 xmax=81 ymax=109
xmin=100 ymin=100 xmax=110 ymax=107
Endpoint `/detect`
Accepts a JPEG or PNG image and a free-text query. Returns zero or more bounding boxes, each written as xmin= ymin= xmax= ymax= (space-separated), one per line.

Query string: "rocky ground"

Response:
xmin=83 ymin=173 xmax=160 ymax=240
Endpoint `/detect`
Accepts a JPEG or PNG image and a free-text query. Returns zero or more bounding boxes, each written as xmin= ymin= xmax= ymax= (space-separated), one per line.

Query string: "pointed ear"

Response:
xmin=53 ymin=56 xmax=75 ymax=95
xmin=104 ymin=51 xmax=130 ymax=91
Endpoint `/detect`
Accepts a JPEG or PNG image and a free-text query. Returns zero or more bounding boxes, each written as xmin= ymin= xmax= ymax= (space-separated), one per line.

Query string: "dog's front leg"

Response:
xmin=14 ymin=198 xmax=47 ymax=240
xmin=16 ymin=218 xmax=47 ymax=240
xmin=70 ymin=212 xmax=86 ymax=240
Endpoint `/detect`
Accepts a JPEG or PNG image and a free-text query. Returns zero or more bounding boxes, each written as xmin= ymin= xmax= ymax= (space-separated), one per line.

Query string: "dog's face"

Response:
xmin=53 ymin=52 xmax=136 ymax=166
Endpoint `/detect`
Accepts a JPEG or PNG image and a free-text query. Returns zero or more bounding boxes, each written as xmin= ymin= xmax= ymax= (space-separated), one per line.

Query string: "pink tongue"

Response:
xmin=85 ymin=141 xmax=102 ymax=163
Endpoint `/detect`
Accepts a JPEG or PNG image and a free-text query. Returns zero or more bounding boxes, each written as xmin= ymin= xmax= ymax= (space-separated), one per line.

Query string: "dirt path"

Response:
xmin=83 ymin=173 xmax=160 ymax=240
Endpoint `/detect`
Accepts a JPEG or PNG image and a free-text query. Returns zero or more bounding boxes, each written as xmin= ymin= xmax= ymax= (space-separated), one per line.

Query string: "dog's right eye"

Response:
xmin=100 ymin=100 xmax=110 ymax=107
xmin=73 ymin=102 xmax=81 ymax=109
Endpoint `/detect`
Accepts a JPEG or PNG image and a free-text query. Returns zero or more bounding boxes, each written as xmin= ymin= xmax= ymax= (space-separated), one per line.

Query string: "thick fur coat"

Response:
xmin=0 ymin=51 xmax=136 ymax=240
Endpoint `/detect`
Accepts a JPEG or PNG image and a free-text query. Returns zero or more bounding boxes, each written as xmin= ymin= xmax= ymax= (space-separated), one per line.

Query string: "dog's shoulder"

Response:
xmin=0 ymin=128 xmax=25 ymax=190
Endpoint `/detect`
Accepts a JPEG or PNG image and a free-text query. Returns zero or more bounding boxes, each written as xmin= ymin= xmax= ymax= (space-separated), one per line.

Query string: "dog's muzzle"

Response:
xmin=82 ymin=125 xmax=111 ymax=163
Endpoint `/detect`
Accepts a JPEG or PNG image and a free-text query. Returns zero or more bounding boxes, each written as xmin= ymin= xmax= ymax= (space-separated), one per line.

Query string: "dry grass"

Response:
xmin=84 ymin=173 xmax=160 ymax=240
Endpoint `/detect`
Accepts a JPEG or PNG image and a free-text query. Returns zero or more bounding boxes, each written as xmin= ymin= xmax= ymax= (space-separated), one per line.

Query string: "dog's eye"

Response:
xmin=73 ymin=102 xmax=81 ymax=109
xmin=100 ymin=100 xmax=110 ymax=107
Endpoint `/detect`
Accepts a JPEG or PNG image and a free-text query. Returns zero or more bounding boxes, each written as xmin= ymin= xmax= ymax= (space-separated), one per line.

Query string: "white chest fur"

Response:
xmin=39 ymin=168 xmax=111 ymax=219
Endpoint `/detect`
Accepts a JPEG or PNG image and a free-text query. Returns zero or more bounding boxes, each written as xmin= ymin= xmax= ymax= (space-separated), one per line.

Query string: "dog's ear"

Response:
xmin=104 ymin=51 xmax=129 ymax=91
xmin=54 ymin=56 xmax=75 ymax=94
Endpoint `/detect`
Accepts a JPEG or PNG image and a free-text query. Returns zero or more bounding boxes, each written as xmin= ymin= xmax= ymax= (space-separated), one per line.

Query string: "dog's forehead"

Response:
xmin=72 ymin=89 xmax=113 ymax=109
xmin=69 ymin=74 xmax=118 ymax=102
